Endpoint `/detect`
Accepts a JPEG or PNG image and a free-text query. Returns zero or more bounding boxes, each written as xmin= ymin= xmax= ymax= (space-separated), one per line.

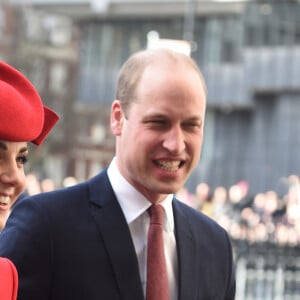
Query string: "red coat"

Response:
xmin=0 ymin=257 xmax=18 ymax=300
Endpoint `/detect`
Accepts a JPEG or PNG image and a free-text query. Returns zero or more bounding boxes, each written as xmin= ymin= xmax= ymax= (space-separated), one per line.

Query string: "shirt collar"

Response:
xmin=107 ymin=157 xmax=174 ymax=231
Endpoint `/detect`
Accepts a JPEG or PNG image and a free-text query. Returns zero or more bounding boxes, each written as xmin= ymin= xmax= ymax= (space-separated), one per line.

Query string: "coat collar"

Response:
xmin=173 ymin=200 xmax=198 ymax=300
xmin=88 ymin=169 xmax=144 ymax=300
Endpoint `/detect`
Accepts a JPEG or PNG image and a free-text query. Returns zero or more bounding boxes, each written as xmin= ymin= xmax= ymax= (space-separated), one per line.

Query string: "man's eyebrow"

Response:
xmin=186 ymin=116 xmax=202 ymax=121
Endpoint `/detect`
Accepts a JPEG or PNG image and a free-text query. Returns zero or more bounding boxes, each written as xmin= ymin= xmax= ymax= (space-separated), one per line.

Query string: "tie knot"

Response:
xmin=148 ymin=204 xmax=164 ymax=225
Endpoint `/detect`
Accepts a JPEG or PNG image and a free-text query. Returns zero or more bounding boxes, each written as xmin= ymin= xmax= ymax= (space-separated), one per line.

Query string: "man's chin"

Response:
xmin=152 ymin=182 xmax=183 ymax=195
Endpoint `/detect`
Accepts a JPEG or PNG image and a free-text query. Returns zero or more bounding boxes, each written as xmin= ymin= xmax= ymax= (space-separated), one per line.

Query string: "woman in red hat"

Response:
xmin=0 ymin=61 xmax=59 ymax=231
xmin=0 ymin=61 xmax=59 ymax=300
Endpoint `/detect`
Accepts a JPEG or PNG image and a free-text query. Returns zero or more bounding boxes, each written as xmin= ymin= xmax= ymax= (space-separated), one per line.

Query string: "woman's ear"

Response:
xmin=110 ymin=100 xmax=124 ymax=136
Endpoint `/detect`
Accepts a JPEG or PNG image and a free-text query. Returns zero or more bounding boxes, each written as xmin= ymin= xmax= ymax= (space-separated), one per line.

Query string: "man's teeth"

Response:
xmin=0 ymin=196 xmax=10 ymax=204
xmin=157 ymin=160 xmax=181 ymax=172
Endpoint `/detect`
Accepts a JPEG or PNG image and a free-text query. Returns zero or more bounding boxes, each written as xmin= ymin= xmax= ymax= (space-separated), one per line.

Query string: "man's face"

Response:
xmin=111 ymin=62 xmax=206 ymax=203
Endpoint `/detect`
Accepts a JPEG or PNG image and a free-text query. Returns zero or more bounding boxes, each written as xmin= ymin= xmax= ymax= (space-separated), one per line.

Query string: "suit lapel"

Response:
xmin=173 ymin=200 xmax=199 ymax=300
xmin=88 ymin=170 xmax=144 ymax=300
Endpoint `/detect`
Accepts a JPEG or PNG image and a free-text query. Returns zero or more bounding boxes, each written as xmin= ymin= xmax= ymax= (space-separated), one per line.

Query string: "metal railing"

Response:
xmin=233 ymin=241 xmax=300 ymax=300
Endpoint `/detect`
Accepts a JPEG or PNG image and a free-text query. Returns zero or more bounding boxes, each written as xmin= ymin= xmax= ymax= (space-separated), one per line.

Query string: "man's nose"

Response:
xmin=162 ymin=126 xmax=185 ymax=154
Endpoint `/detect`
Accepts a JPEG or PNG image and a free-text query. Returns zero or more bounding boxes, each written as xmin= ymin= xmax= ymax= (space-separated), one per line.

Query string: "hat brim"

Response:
xmin=31 ymin=106 xmax=59 ymax=145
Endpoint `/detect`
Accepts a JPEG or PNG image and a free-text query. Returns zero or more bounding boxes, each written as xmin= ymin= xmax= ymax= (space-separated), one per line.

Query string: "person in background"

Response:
xmin=0 ymin=49 xmax=235 ymax=300
xmin=194 ymin=182 xmax=211 ymax=211
xmin=41 ymin=178 xmax=56 ymax=192
xmin=0 ymin=61 xmax=59 ymax=232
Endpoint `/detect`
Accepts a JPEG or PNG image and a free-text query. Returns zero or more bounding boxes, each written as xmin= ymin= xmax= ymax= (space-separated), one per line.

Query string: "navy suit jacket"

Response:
xmin=0 ymin=169 xmax=235 ymax=300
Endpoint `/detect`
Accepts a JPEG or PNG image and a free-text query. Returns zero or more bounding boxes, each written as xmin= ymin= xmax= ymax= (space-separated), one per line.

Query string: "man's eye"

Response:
xmin=183 ymin=123 xmax=200 ymax=129
xmin=144 ymin=120 xmax=167 ymax=126
xmin=151 ymin=120 xmax=166 ymax=124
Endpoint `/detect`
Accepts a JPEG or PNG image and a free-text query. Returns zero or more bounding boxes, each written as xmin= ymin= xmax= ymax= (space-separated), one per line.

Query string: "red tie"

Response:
xmin=146 ymin=204 xmax=170 ymax=300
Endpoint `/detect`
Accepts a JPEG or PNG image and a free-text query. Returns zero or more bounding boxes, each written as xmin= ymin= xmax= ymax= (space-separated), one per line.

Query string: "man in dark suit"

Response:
xmin=0 ymin=48 xmax=235 ymax=299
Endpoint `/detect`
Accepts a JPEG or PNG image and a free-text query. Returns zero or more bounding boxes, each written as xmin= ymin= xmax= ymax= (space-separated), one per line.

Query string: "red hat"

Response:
xmin=0 ymin=61 xmax=59 ymax=145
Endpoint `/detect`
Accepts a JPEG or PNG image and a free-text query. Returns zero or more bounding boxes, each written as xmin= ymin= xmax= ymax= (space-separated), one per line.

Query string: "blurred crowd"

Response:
xmin=16 ymin=173 xmax=78 ymax=201
xmin=176 ymin=175 xmax=300 ymax=247
xmin=20 ymin=172 xmax=300 ymax=247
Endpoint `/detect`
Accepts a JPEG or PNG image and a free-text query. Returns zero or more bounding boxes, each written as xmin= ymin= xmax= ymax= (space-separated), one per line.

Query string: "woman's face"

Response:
xmin=0 ymin=141 xmax=28 ymax=214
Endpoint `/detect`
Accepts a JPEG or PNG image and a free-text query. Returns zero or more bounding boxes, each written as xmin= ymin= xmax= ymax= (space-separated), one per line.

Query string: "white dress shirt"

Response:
xmin=107 ymin=158 xmax=178 ymax=300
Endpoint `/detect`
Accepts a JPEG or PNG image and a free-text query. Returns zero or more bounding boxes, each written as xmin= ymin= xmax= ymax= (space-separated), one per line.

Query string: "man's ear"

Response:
xmin=111 ymin=100 xmax=124 ymax=136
